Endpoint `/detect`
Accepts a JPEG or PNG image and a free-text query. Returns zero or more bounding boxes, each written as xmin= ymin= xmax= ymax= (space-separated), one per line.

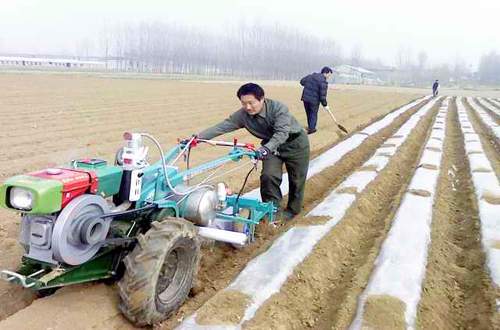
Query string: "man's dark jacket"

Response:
xmin=300 ymin=72 xmax=328 ymax=106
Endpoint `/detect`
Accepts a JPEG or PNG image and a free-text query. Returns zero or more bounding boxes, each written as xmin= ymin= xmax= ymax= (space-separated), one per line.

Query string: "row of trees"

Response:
xmin=389 ymin=48 xmax=500 ymax=86
xmin=74 ymin=21 xmax=500 ymax=85
xmin=478 ymin=51 xmax=500 ymax=84
xmin=95 ymin=22 xmax=342 ymax=79
xmin=392 ymin=51 xmax=500 ymax=87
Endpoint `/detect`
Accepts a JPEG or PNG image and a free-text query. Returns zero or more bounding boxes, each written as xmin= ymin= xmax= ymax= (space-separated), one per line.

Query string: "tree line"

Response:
xmin=74 ymin=21 xmax=500 ymax=86
xmin=98 ymin=21 xmax=342 ymax=79
xmin=478 ymin=51 xmax=500 ymax=85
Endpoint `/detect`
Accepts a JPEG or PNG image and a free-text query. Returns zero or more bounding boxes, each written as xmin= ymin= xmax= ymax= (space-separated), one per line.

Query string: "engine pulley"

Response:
xmin=52 ymin=194 xmax=110 ymax=265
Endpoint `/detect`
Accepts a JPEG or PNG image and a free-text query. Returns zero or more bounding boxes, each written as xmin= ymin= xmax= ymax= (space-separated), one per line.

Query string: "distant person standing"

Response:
xmin=300 ymin=66 xmax=333 ymax=134
xmin=432 ymin=80 xmax=439 ymax=97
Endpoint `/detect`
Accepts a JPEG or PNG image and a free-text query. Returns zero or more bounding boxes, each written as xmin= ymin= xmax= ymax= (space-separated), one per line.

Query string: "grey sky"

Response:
xmin=1 ymin=0 xmax=499 ymax=68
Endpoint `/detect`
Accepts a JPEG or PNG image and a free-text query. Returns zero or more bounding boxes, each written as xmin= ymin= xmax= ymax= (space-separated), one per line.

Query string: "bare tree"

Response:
xmin=479 ymin=51 xmax=500 ymax=84
xmin=417 ymin=51 xmax=427 ymax=70
xmin=452 ymin=55 xmax=469 ymax=85
xmin=350 ymin=44 xmax=363 ymax=67
xmin=75 ymin=38 xmax=93 ymax=59
xmin=395 ymin=46 xmax=414 ymax=69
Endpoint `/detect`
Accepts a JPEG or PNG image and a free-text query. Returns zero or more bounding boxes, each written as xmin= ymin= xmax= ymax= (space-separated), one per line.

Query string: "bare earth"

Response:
xmin=0 ymin=72 xmax=498 ymax=329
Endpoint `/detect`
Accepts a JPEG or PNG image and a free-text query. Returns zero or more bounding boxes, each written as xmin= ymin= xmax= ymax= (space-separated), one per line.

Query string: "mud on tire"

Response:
xmin=118 ymin=218 xmax=200 ymax=326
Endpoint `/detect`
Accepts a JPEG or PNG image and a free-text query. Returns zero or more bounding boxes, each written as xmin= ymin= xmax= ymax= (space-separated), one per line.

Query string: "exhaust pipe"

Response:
xmin=196 ymin=226 xmax=247 ymax=246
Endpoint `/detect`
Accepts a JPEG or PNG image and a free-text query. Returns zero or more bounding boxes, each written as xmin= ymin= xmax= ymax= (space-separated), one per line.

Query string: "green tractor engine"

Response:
xmin=0 ymin=132 xmax=276 ymax=326
xmin=1 ymin=160 xmax=123 ymax=265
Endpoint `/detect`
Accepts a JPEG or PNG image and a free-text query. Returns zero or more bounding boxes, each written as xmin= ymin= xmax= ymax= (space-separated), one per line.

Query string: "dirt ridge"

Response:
xmin=464 ymin=99 xmax=500 ymax=178
xmin=242 ymin=100 xmax=440 ymax=330
xmin=416 ymin=98 xmax=497 ymax=329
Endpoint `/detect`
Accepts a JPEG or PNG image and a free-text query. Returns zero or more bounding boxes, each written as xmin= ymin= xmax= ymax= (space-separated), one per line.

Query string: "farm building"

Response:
xmin=333 ymin=64 xmax=384 ymax=85
xmin=0 ymin=56 xmax=104 ymax=69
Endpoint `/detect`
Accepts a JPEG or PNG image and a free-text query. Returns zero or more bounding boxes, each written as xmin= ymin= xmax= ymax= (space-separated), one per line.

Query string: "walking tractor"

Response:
xmin=0 ymin=133 xmax=276 ymax=326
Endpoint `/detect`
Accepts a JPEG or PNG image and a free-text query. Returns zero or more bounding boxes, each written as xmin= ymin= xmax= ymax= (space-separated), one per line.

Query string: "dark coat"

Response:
xmin=300 ymin=72 xmax=328 ymax=106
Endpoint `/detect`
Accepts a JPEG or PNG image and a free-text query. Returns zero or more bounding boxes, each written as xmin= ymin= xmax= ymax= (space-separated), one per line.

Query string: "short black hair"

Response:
xmin=237 ymin=83 xmax=265 ymax=100
xmin=321 ymin=66 xmax=333 ymax=74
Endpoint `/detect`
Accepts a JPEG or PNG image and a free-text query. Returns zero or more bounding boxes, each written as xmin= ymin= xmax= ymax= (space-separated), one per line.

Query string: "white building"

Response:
xmin=333 ymin=64 xmax=384 ymax=85
xmin=0 ymin=56 xmax=104 ymax=69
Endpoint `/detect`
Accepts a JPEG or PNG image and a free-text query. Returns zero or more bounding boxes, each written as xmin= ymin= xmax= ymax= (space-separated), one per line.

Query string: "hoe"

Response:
xmin=0 ymin=133 xmax=276 ymax=326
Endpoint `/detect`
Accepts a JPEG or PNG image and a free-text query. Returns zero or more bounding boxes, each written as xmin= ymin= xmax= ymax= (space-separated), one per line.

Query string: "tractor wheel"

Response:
xmin=118 ymin=218 xmax=200 ymax=326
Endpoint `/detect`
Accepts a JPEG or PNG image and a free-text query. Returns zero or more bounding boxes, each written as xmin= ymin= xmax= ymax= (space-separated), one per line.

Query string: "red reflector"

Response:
xmin=123 ymin=132 xmax=132 ymax=140
xmin=245 ymin=143 xmax=255 ymax=150
xmin=124 ymin=158 xmax=132 ymax=164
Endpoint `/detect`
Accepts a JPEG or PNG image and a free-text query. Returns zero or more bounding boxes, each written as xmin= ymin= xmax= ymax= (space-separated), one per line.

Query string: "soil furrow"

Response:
xmin=416 ymin=98 xmax=497 ymax=329
xmin=241 ymin=100 xmax=440 ymax=330
xmin=4 ymin=95 xmax=423 ymax=154
xmin=464 ymin=98 xmax=500 ymax=178
xmin=482 ymin=99 xmax=500 ymax=123
xmin=0 ymin=104 xmax=227 ymax=143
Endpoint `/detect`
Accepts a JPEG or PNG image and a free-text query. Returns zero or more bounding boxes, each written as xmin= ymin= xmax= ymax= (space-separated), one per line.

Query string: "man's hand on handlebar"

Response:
xmin=255 ymin=146 xmax=271 ymax=160
xmin=179 ymin=135 xmax=198 ymax=147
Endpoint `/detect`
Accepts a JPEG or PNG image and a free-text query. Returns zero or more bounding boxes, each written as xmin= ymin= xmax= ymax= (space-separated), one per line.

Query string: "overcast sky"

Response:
xmin=1 ymin=0 xmax=499 ymax=68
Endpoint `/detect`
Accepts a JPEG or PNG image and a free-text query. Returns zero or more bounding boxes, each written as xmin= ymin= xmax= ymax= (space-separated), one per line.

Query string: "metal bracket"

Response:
xmin=99 ymin=237 xmax=136 ymax=247
xmin=0 ymin=269 xmax=45 ymax=288
xmin=100 ymin=204 xmax=157 ymax=219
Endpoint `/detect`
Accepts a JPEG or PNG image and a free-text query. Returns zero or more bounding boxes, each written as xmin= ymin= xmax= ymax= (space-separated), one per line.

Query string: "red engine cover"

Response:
xmin=31 ymin=168 xmax=97 ymax=208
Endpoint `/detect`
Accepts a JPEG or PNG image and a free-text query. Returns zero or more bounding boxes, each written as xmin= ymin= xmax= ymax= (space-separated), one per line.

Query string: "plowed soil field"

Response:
xmin=0 ymin=72 xmax=498 ymax=329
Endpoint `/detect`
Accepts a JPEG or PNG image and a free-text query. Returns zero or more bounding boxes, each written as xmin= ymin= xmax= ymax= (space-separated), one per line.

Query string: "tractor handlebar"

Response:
xmin=179 ymin=137 xmax=256 ymax=153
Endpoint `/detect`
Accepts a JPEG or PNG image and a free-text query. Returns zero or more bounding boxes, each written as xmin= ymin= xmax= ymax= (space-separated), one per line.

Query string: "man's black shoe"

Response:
xmin=283 ymin=210 xmax=297 ymax=221
xmin=270 ymin=210 xmax=297 ymax=227
xmin=307 ymin=128 xmax=317 ymax=135
xmin=279 ymin=209 xmax=296 ymax=221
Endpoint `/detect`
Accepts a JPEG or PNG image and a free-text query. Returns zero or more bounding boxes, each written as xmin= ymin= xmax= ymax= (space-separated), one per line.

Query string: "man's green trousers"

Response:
xmin=260 ymin=131 xmax=310 ymax=215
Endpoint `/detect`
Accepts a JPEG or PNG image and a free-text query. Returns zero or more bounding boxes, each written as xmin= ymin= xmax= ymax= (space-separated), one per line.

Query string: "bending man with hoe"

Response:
xmin=196 ymin=83 xmax=310 ymax=221
xmin=300 ymin=66 xmax=333 ymax=134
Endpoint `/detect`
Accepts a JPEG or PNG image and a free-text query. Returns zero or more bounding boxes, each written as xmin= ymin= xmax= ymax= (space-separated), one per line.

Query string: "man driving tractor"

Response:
xmin=196 ymin=83 xmax=310 ymax=221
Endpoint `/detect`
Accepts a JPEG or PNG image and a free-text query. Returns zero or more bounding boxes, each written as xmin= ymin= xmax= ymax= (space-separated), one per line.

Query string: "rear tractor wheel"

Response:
xmin=118 ymin=218 xmax=200 ymax=326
